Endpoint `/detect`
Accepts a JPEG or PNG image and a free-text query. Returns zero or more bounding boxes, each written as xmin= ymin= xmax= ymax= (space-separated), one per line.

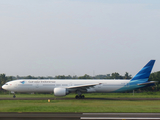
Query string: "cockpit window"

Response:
xmin=5 ymin=84 xmax=8 ymax=85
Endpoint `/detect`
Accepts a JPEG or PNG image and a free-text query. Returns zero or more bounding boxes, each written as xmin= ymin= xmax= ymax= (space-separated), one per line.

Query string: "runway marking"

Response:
xmin=81 ymin=117 xmax=160 ymax=119
xmin=83 ymin=113 xmax=160 ymax=115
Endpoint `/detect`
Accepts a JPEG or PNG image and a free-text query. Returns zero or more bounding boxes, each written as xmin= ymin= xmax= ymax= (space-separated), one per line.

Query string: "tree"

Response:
xmin=24 ymin=75 xmax=36 ymax=79
xmin=111 ymin=72 xmax=123 ymax=79
xmin=95 ymin=75 xmax=107 ymax=79
xmin=149 ymin=71 xmax=160 ymax=82
xmin=124 ymin=72 xmax=132 ymax=79
xmin=78 ymin=74 xmax=91 ymax=79
xmin=55 ymin=75 xmax=66 ymax=79
xmin=0 ymin=74 xmax=7 ymax=86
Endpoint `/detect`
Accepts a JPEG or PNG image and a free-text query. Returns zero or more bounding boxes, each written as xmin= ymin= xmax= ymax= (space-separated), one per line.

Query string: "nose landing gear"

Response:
xmin=11 ymin=91 xmax=16 ymax=98
xmin=13 ymin=95 xmax=16 ymax=98
xmin=13 ymin=94 xmax=16 ymax=98
xmin=11 ymin=92 xmax=16 ymax=98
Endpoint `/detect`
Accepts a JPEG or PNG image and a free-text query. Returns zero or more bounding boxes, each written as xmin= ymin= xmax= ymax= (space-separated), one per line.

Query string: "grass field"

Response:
xmin=1 ymin=91 xmax=160 ymax=98
xmin=0 ymin=100 xmax=160 ymax=112
xmin=0 ymin=92 xmax=160 ymax=112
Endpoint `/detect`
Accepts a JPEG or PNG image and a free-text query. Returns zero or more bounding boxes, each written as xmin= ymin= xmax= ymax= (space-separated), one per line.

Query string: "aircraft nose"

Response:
xmin=2 ymin=85 xmax=5 ymax=90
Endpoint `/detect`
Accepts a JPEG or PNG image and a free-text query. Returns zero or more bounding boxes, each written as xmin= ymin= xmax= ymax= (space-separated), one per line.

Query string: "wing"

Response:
xmin=67 ymin=83 xmax=101 ymax=90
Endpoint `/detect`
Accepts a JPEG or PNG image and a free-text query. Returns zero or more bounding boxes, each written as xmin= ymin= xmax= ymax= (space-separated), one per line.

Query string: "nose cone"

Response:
xmin=2 ymin=85 xmax=5 ymax=90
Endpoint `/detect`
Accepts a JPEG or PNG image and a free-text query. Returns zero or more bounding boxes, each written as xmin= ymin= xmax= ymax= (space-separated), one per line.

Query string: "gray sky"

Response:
xmin=0 ymin=0 xmax=160 ymax=77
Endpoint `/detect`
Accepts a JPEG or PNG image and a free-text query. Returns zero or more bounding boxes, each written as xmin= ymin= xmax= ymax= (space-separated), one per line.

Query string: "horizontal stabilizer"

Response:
xmin=137 ymin=81 xmax=158 ymax=86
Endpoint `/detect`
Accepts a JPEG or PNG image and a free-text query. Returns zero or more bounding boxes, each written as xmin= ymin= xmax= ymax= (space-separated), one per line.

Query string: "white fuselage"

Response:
xmin=2 ymin=79 xmax=131 ymax=93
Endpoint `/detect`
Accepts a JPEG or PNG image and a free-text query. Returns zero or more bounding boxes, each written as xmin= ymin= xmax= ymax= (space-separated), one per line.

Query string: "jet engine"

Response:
xmin=54 ymin=88 xmax=69 ymax=96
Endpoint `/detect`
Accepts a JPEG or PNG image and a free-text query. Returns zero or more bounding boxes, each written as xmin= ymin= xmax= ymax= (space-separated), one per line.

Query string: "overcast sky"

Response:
xmin=0 ymin=0 xmax=160 ymax=77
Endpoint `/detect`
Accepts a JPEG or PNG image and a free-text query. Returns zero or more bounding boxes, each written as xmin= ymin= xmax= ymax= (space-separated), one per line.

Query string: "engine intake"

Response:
xmin=54 ymin=88 xmax=69 ymax=96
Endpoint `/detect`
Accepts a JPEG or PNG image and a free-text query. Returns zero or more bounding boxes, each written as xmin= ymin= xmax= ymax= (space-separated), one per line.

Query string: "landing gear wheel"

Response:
xmin=13 ymin=95 xmax=16 ymax=98
xmin=75 ymin=95 xmax=79 ymax=99
xmin=75 ymin=95 xmax=85 ymax=99
xmin=82 ymin=95 xmax=85 ymax=99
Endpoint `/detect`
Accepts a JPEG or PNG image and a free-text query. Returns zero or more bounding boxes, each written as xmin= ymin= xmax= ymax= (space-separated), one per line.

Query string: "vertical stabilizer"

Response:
xmin=131 ymin=60 xmax=155 ymax=81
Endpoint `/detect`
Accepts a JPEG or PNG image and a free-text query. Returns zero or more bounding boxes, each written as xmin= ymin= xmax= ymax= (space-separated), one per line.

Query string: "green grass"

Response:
xmin=0 ymin=100 xmax=160 ymax=112
xmin=1 ymin=92 xmax=160 ymax=112
xmin=1 ymin=91 xmax=160 ymax=98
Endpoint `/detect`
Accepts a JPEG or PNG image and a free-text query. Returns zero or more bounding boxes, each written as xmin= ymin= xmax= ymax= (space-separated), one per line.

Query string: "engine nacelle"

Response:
xmin=54 ymin=88 xmax=69 ymax=96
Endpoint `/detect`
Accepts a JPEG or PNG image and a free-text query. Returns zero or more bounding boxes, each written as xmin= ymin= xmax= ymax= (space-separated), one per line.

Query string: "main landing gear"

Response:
xmin=75 ymin=95 xmax=85 ymax=99
xmin=75 ymin=90 xmax=85 ymax=99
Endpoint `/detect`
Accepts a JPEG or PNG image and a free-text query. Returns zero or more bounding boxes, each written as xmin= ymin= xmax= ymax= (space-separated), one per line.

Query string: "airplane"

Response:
xmin=2 ymin=60 xmax=157 ymax=99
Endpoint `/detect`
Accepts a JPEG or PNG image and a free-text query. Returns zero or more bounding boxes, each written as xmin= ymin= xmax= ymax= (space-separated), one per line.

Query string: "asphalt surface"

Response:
xmin=1 ymin=113 xmax=160 ymax=120
xmin=1 ymin=97 xmax=160 ymax=100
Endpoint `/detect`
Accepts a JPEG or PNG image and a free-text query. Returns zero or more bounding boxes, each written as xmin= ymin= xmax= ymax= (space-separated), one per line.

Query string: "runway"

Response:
xmin=1 ymin=113 xmax=160 ymax=120
xmin=1 ymin=97 xmax=160 ymax=100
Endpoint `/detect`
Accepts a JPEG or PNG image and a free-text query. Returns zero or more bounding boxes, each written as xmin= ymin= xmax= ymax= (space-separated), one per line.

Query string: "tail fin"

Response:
xmin=131 ymin=60 xmax=155 ymax=82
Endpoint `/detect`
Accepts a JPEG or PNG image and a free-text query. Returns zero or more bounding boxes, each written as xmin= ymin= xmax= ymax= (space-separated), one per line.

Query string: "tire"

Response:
xmin=75 ymin=95 xmax=79 ymax=99
xmin=82 ymin=95 xmax=85 ymax=99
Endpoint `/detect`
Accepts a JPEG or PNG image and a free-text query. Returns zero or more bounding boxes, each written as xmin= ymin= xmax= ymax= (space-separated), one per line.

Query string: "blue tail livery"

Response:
xmin=131 ymin=60 xmax=155 ymax=82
